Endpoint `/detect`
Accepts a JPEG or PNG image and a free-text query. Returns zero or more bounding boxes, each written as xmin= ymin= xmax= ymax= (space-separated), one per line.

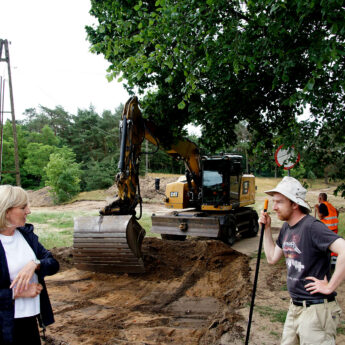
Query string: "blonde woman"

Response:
xmin=0 ymin=185 xmax=59 ymax=344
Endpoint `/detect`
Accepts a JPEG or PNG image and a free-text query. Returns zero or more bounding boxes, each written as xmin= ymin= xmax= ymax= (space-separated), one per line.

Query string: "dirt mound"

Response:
xmin=106 ymin=175 xmax=181 ymax=202
xmin=47 ymin=238 xmax=251 ymax=345
xmin=27 ymin=186 xmax=54 ymax=207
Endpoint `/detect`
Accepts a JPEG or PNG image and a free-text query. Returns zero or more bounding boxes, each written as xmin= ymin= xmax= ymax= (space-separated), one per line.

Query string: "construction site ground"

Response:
xmin=27 ymin=177 xmax=345 ymax=345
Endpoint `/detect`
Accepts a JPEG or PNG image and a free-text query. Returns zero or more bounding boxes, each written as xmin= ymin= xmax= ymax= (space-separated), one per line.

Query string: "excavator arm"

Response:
xmin=100 ymin=96 xmax=146 ymax=216
xmin=100 ymin=96 xmax=201 ymax=216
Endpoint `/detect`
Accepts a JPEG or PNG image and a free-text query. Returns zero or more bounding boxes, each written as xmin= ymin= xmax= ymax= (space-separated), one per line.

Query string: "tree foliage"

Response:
xmin=87 ymin=1 xmax=343 ymax=141
xmin=86 ymin=0 xmax=345 ymax=193
xmin=45 ymin=148 xmax=81 ymax=203
xmin=23 ymin=143 xmax=57 ymax=186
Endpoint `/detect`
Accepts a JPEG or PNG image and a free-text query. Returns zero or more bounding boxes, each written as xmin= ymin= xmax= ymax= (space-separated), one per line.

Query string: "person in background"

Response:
xmin=259 ymin=177 xmax=345 ymax=345
xmin=315 ymin=192 xmax=339 ymax=271
xmin=0 ymin=185 xmax=59 ymax=345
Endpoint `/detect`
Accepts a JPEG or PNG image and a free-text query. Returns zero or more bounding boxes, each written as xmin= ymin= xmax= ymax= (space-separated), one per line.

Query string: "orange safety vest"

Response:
xmin=321 ymin=201 xmax=339 ymax=233
xmin=321 ymin=201 xmax=339 ymax=257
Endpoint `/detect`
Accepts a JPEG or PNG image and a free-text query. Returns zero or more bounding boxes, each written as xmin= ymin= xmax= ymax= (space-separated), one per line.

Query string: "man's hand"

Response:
xmin=259 ymin=210 xmax=271 ymax=228
xmin=10 ymin=261 xmax=37 ymax=293
xmin=304 ymin=276 xmax=333 ymax=295
xmin=14 ymin=283 xmax=42 ymax=299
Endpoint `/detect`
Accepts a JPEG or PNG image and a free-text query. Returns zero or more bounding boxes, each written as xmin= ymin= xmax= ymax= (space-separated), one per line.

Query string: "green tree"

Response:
xmin=23 ymin=143 xmax=57 ymax=187
xmin=83 ymin=159 xmax=116 ymax=191
xmin=0 ymin=139 xmax=15 ymax=185
xmin=45 ymin=148 xmax=81 ymax=203
xmin=1 ymin=121 xmax=31 ymax=186
xmin=20 ymin=106 xmax=72 ymax=144
xmin=87 ymin=0 xmax=345 ymax=193
xmin=69 ymin=107 xmax=116 ymax=163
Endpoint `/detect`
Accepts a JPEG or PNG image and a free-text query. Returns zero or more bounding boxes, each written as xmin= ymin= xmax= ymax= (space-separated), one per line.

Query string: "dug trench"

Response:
xmin=45 ymin=238 xmax=252 ymax=345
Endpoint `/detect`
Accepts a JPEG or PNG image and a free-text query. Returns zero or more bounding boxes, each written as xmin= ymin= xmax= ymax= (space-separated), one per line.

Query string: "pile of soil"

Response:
xmin=27 ymin=186 xmax=55 ymax=207
xmin=47 ymin=239 xmax=252 ymax=345
xmin=106 ymin=175 xmax=181 ymax=202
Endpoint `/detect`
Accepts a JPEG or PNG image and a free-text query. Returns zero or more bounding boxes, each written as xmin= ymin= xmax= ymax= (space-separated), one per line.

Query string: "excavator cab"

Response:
xmin=201 ymin=155 xmax=243 ymax=211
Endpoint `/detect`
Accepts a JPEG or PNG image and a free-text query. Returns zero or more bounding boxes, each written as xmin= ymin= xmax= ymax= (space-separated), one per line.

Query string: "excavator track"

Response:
xmin=73 ymin=215 xmax=146 ymax=273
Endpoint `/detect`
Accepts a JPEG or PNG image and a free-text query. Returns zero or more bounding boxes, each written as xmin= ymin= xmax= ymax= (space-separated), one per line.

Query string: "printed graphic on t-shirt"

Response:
xmin=282 ymin=233 xmax=305 ymax=273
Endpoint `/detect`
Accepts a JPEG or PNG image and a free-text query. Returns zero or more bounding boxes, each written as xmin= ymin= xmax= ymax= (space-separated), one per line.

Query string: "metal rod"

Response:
xmin=118 ymin=117 xmax=128 ymax=171
xmin=245 ymin=199 xmax=269 ymax=345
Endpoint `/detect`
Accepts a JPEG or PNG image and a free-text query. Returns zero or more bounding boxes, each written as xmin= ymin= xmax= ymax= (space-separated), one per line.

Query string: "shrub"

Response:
xmin=45 ymin=148 xmax=81 ymax=203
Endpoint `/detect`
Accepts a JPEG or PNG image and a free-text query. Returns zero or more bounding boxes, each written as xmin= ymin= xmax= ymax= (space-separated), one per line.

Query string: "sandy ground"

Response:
xmin=27 ymin=178 xmax=345 ymax=345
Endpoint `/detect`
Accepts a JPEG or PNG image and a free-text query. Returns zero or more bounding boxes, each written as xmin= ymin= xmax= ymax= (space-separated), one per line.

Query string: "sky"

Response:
xmin=0 ymin=0 xmax=130 ymax=122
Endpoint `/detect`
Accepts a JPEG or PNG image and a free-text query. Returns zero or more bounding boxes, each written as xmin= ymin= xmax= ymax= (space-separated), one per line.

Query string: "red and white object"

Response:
xmin=275 ymin=145 xmax=300 ymax=170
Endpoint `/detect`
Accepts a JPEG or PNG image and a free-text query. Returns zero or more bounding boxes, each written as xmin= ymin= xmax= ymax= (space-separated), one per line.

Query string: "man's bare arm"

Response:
xmin=259 ymin=211 xmax=284 ymax=264
xmin=305 ymin=238 xmax=345 ymax=294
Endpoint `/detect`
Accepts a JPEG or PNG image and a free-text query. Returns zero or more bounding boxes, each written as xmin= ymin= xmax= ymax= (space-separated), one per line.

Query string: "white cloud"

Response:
xmin=0 ymin=0 xmax=129 ymax=121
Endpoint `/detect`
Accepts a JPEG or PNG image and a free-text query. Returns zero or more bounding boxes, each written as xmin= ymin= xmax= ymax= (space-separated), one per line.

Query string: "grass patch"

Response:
xmin=269 ymin=331 xmax=280 ymax=338
xmin=250 ymin=251 xmax=266 ymax=260
xmin=337 ymin=321 xmax=345 ymax=335
xmin=138 ymin=212 xmax=160 ymax=238
xmin=27 ymin=210 xmax=98 ymax=249
xmin=36 ymin=229 xmax=73 ymax=249
xmin=255 ymin=305 xmax=287 ymax=323
xmin=28 ymin=212 xmax=74 ymax=229
xmin=70 ymin=189 xmax=112 ymax=202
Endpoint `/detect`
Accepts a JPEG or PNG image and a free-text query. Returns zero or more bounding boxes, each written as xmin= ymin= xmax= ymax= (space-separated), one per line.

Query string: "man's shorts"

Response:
xmin=281 ymin=298 xmax=342 ymax=345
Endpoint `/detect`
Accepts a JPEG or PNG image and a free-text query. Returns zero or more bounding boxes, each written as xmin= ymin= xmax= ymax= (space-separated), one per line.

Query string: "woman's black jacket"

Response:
xmin=0 ymin=223 xmax=59 ymax=343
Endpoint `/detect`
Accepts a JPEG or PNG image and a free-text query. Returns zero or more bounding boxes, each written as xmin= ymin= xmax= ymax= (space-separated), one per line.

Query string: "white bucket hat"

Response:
xmin=265 ymin=176 xmax=311 ymax=211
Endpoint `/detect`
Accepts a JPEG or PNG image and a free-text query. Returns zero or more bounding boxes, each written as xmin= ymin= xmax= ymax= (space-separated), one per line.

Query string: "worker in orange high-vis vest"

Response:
xmin=315 ymin=193 xmax=339 ymax=271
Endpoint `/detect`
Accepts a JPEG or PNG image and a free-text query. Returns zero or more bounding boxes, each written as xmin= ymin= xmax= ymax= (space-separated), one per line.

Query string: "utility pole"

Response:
xmin=145 ymin=140 xmax=148 ymax=174
xmin=0 ymin=39 xmax=21 ymax=186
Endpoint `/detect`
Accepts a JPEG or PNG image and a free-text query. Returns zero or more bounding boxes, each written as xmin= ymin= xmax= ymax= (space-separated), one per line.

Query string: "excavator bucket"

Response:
xmin=73 ymin=215 xmax=146 ymax=273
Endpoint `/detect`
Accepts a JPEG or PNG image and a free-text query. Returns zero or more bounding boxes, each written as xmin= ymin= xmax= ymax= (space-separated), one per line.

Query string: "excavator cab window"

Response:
xmin=201 ymin=157 xmax=243 ymax=206
xmin=201 ymin=160 xmax=228 ymax=206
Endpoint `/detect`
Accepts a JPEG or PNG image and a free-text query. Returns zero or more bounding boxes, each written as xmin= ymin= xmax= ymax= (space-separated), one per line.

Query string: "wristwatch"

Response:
xmin=33 ymin=259 xmax=41 ymax=269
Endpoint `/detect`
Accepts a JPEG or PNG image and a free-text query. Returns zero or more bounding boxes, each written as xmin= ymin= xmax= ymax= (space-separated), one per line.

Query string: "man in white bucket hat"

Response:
xmin=259 ymin=176 xmax=345 ymax=345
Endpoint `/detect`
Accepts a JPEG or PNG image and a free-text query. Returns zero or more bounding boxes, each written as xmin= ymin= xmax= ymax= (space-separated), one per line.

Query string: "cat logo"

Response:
xmin=170 ymin=191 xmax=178 ymax=197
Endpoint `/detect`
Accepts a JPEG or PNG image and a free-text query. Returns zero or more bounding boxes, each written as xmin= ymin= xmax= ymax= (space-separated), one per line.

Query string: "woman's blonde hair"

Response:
xmin=0 ymin=185 xmax=29 ymax=230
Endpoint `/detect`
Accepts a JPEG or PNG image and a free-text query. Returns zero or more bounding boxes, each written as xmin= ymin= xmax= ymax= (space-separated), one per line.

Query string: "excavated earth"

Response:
xmin=46 ymin=239 xmax=251 ymax=345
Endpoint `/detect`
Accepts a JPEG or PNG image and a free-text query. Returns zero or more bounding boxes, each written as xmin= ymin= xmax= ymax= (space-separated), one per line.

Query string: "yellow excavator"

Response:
xmin=73 ymin=96 xmax=258 ymax=273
